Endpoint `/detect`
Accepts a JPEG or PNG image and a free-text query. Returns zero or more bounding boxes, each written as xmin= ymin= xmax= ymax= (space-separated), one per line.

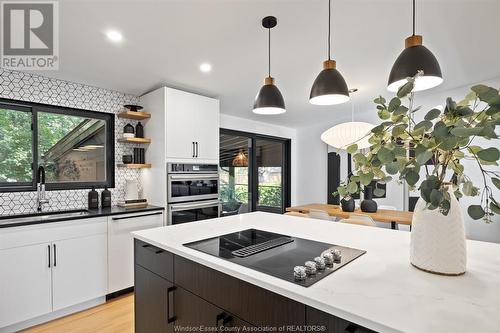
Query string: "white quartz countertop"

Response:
xmin=132 ymin=212 xmax=500 ymax=333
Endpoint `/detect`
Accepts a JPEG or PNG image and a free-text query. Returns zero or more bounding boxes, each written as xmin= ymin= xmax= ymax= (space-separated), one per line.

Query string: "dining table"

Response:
xmin=285 ymin=203 xmax=413 ymax=229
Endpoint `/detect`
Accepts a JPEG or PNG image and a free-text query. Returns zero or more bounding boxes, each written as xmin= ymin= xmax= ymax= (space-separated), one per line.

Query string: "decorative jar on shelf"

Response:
xmin=340 ymin=197 xmax=355 ymax=212
xmin=360 ymin=186 xmax=377 ymax=213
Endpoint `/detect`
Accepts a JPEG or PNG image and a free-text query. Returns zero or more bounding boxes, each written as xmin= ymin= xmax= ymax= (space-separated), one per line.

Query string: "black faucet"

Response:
xmin=37 ymin=166 xmax=49 ymax=212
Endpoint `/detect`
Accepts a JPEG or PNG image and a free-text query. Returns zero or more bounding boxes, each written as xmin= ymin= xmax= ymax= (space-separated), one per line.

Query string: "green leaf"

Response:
xmin=424 ymin=108 xmax=441 ymax=121
xmin=433 ymin=121 xmax=449 ymax=139
xmin=337 ymin=186 xmax=347 ymax=198
xmin=471 ymin=85 xmax=499 ymax=104
xmin=416 ymin=150 xmax=433 ymax=165
xmin=439 ymin=199 xmax=451 ymax=216
xmin=450 ymin=127 xmax=484 ymax=137
xmin=377 ymin=176 xmax=393 ymax=184
xmin=388 ymin=97 xmax=401 ymax=112
xmin=346 ymin=144 xmax=358 ymax=154
xmin=346 ymin=182 xmax=358 ymax=194
xmin=479 ymin=125 xmax=498 ymax=139
xmin=360 ymin=172 xmax=374 ymax=186
xmin=373 ymin=188 xmax=386 ymax=197
xmin=477 ymin=147 xmax=500 ymax=162
xmin=405 ymin=170 xmax=420 ymax=186
xmin=378 ymin=109 xmax=391 ymax=120
xmin=353 ymin=153 xmax=368 ymax=164
xmin=456 ymin=106 xmax=474 ymax=116
xmin=430 ymin=189 xmax=443 ymax=207
xmin=373 ymin=96 xmax=386 ymax=104
xmin=397 ymin=81 xmax=414 ymax=98
xmin=462 ymin=181 xmax=474 ymax=196
xmin=377 ymin=147 xmax=395 ymax=164
xmin=491 ymin=201 xmax=500 ymax=215
xmin=371 ymin=124 xmax=384 ymax=134
xmin=385 ymin=162 xmax=399 ymax=175
xmin=492 ymin=177 xmax=500 ymax=190
xmin=393 ymin=105 xmax=409 ymax=116
xmin=391 ymin=124 xmax=407 ymax=137
xmin=414 ymin=120 xmax=433 ymax=132
xmin=468 ymin=205 xmax=485 ymax=220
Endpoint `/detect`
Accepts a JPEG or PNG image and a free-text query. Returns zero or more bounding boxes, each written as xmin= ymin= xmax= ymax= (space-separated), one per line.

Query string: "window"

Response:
xmin=0 ymin=98 xmax=114 ymax=191
xmin=219 ymin=129 xmax=291 ymax=215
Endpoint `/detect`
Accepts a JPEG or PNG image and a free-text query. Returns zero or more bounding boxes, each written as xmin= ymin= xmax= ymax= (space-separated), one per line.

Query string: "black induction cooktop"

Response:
xmin=183 ymin=229 xmax=366 ymax=287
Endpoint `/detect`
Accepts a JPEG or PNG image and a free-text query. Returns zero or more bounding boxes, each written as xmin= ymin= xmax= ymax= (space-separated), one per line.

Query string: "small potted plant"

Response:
xmin=337 ymin=73 xmax=499 ymax=275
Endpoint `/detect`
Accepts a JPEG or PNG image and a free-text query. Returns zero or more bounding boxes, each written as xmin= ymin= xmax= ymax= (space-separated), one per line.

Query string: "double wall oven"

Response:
xmin=167 ymin=163 xmax=221 ymax=225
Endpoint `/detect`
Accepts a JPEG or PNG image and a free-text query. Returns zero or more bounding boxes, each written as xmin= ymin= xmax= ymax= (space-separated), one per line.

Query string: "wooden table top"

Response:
xmin=286 ymin=203 xmax=413 ymax=225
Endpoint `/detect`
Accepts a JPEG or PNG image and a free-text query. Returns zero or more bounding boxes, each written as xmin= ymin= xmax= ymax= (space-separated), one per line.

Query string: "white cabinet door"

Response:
xmin=166 ymin=88 xmax=198 ymax=160
xmin=107 ymin=211 xmax=163 ymax=293
xmin=0 ymin=243 xmax=52 ymax=327
xmin=52 ymin=234 xmax=107 ymax=311
xmin=195 ymin=97 xmax=219 ymax=161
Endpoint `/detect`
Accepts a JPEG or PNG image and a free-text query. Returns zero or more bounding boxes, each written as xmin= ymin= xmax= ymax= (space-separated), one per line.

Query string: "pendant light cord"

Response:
xmin=328 ymin=0 xmax=331 ymax=60
xmin=268 ymin=27 xmax=271 ymax=77
xmin=412 ymin=0 xmax=416 ymax=36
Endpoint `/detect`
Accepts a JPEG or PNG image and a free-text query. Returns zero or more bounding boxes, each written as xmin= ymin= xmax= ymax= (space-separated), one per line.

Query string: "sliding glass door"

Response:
xmin=219 ymin=129 xmax=290 ymax=215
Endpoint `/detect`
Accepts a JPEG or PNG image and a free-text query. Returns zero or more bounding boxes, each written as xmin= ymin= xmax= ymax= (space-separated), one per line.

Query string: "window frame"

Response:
xmin=0 ymin=98 xmax=115 ymax=192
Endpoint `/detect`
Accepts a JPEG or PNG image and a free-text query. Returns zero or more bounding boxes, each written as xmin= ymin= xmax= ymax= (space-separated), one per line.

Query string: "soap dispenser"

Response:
xmin=88 ymin=187 xmax=99 ymax=209
xmin=101 ymin=187 xmax=112 ymax=208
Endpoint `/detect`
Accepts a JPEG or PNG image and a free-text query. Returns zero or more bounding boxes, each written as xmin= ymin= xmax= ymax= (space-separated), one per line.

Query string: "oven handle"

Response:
xmin=168 ymin=174 xmax=218 ymax=181
xmin=170 ymin=200 xmax=220 ymax=212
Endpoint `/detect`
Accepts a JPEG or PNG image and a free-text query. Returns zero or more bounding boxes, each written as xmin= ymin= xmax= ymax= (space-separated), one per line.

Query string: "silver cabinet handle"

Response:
xmin=170 ymin=200 xmax=220 ymax=211
xmin=169 ymin=174 xmax=218 ymax=180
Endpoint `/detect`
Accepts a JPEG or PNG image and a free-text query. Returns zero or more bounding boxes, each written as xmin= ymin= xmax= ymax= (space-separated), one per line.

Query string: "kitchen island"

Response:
xmin=132 ymin=212 xmax=500 ymax=333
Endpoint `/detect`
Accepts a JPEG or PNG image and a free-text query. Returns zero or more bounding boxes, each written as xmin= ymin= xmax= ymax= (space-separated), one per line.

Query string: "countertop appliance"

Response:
xmin=167 ymin=163 xmax=220 ymax=225
xmin=184 ymin=229 xmax=366 ymax=287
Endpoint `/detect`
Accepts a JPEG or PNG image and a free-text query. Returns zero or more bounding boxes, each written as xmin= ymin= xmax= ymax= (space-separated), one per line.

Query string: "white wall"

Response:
xmin=295 ymin=78 xmax=500 ymax=242
xmin=220 ymin=114 xmax=298 ymax=205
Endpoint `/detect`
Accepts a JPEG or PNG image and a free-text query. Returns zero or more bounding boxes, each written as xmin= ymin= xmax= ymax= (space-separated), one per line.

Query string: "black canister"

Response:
xmin=341 ymin=197 xmax=355 ymax=212
xmin=135 ymin=122 xmax=144 ymax=138
xmin=101 ymin=187 xmax=111 ymax=208
xmin=360 ymin=186 xmax=378 ymax=213
xmin=124 ymin=123 xmax=135 ymax=137
xmin=133 ymin=148 xmax=140 ymax=164
xmin=88 ymin=187 xmax=99 ymax=209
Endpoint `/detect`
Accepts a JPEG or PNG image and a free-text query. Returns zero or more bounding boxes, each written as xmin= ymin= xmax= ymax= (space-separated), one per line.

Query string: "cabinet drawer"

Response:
xmin=134 ymin=239 xmax=173 ymax=282
xmin=174 ymin=255 xmax=305 ymax=327
xmin=306 ymin=307 xmax=376 ymax=333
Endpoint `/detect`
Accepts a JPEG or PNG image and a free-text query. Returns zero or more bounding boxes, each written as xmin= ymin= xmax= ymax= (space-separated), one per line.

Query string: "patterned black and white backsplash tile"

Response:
xmin=0 ymin=69 xmax=145 ymax=216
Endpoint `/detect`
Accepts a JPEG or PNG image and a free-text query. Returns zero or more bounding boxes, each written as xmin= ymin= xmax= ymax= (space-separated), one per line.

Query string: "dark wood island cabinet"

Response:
xmin=134 ymin=239 xmax=376 ymax=333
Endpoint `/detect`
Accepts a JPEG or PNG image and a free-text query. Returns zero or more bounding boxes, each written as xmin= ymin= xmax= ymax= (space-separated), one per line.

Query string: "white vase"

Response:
xmin=410 ymin=187 xmax=467 ymax=275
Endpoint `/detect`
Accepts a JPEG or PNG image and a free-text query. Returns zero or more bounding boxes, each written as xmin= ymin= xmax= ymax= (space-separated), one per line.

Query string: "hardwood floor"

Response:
xmin=22 ymin=294 xmax=134 ymax=333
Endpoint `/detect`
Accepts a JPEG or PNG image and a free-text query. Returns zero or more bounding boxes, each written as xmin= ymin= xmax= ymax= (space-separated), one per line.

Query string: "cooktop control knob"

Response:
xmin=293 ymin=266 xmax=307 ymax=281
xmin=304 ymin=261 xmax=317 ymax=275
xmin=321 ymin=251 xmax=334 ymax=266
xmin=332 ymin=248 xmax=342 ymax=262
xmin=314 ymin=256 xmax=326 ymax=270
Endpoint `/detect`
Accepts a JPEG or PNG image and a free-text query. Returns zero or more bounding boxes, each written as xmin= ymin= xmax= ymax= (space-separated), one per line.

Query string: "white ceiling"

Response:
xmin=41 ymin=0 xmax=500 ymax=128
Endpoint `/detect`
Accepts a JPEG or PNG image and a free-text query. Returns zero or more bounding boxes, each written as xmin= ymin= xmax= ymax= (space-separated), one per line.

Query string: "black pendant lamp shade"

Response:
xmin=387 ymin=1 xmax=443 ymax=92
xmin=310 ymin=60 xmax=350 ymax=105
xmin=253 ymin=16 xmax=286 ymax=115
xmin=309 ymin=0 xmax=350 ymax=106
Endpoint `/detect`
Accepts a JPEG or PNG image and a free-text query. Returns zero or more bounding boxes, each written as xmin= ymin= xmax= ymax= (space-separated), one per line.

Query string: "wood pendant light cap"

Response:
xmin=323 ymin=60 xmax=336 ymax=70
xmin=405 ymin=35 xmax=423 ymax=48
xmin=264 ymin=76 xmax=275 ymax=85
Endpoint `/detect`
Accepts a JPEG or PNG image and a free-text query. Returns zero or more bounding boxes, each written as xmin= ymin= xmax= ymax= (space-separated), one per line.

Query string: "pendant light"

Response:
xmin=253 ymin=16 xmax=286 ymax=115
xmin=387 ymin=0 xmax=443 ymax=92
xmin=320 ymin=89 xmax=374 ymax=150
xmin=232 ymin=149 xmax=248 ymax=167
xmin=309 ymin=0 xmax=350 ymax=105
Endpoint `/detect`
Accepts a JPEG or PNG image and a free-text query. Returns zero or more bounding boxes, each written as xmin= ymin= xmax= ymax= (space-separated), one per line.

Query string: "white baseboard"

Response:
xmin=0 ymin=297 xmax=105 ymax=333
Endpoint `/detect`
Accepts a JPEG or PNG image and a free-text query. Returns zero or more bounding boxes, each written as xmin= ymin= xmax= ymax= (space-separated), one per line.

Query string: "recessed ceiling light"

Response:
xmin=106 ymin=30 xmax=123 ymax=43
xmin=199 ymin=63 xmax=212 ymax=73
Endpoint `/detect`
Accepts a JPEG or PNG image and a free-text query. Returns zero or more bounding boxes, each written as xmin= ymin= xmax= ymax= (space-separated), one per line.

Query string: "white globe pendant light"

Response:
xmin=320 ymin=89 xmax=375 ymax=150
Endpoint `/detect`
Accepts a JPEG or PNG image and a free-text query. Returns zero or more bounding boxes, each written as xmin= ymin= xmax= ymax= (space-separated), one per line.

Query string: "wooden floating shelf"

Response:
xmin=117 ymin=111 xmax=151 ymax=120
xmin=117 ymin=137 xmax=151 ymax=144
xmin=117 ymin=163 xmax=152 ymax=169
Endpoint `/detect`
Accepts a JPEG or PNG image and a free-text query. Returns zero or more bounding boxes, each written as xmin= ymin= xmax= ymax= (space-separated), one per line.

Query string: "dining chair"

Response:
xmin=307 ymin=209 xmax=332 ymax=221
xmin=341 ymin=218 xmax=376 ymax=227
xmin=284 ymin=212 xmax=308 ymax=218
